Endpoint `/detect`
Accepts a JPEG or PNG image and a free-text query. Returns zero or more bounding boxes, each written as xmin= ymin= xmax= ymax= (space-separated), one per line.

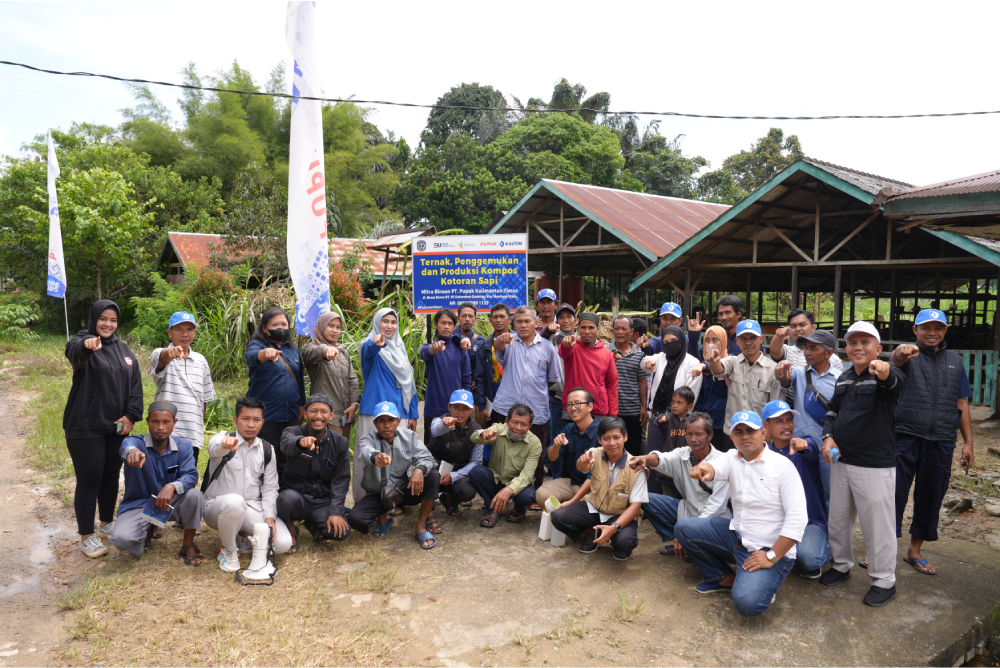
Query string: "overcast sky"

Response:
xmin=2 ymin=0 xmax=998 ymax=188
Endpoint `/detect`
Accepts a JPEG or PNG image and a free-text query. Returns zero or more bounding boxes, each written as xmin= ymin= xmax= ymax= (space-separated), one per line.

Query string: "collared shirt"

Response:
xmin=776 ymin=343 xmax=844 ymax=372
xmin=716 ymin=354 xmax=783 ymax=434
xmin=471 ymin=423 xmax=542 ymax=495
xmin=605 ymin=341 xmax=650 ymax=416
xmin=206 ymin=431 xmax=280 ymax=518
xmin=785 ymin=363 xmax=842 ymax=443
xmin=709 ymin=446 xmax=808 ymax=559
xmin=493 ymin=333 xmax=561 ymax=424
xmin=118 ymin=434 xmax=199 ymax=515
xmin=649 ymin=445 xmax=731 ymax=520
xmin=586 ymin=453 xmax=649 ymax=521
xmin=150 ymin=345 xmax=217 ymax=448
xmin=822 ymin=365 xmax=904 ymax=468
xmin=547 ymin=418 xmax=599 ymax=485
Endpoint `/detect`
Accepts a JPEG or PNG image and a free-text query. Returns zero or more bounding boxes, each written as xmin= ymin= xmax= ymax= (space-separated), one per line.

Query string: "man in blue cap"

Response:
xmin=890 ymin=309 xmax=974 ymax=576
xmin=762 ymin=400 xmax=828 ymax=579
xmin=674 ymin=410 xmax=807 ymax=616
xmin=535 ymin=288 xmax=558 ymax=335
xmin=427 ymin=389 xmax=483 ymax=516
xmin=644 ymin=302 xmax=684 ymax=354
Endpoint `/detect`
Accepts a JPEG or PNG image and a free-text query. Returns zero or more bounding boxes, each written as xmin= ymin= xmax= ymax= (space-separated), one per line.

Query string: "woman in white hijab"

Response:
xmin=354 ymin=307 xmax=418 ymax=500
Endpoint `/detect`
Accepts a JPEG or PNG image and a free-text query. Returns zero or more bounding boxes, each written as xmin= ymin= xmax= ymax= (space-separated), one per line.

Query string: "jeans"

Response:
xmin=643 ymin=494 xmax=680 ymax=542
xmin=819 ymin=459 xmax=831 ymax=510
xmin=468 ymin=465 xmax=536 ymax=513
xmin=674 ymin=516 xmax=794 ymax=617
xmin=796 ymin=522 xmax=830 ymax=572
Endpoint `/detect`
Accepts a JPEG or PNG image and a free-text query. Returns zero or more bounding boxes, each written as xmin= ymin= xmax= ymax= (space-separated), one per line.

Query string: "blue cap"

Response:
xmin=914 ymin=309 xmax=949 ymax=327
xmin=659 ymin=302 xmax=683 ymax=318
xmin=449 ymin=390 xmax=474 ymax=408
xmin=736 ymin=320 xmax=762 ymax=337
xmin=537 ymin=288 xmax=557 ymax=302
xmin=730 ymin=410 xmax=764 ymax=431
xmin=374 ymin=402 xmax=400 ymax=419
xmin=168 ymin=311 xmax=198 ymax=329
xmin=762 ymin=400 xmax=799 ymax=421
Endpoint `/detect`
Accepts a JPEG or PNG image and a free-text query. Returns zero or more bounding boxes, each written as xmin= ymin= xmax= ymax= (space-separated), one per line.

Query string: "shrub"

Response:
xmin=329 ymin=262 xmax=367 ymax=316
xmin=182 ymin=265 xmax=238 ymax=314
xmin=0 ymin=304 xmax=40 ymax=343
xmin=127 ymin=273 xmax=185 ymax=347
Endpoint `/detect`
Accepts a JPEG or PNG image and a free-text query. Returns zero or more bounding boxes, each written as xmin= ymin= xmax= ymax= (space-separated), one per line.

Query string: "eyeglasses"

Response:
xmin=565 ymin=401 xmax=592 ymax=409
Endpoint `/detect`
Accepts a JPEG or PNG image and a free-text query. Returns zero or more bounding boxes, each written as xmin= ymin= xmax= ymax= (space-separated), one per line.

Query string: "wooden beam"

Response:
xmin=563 ymin=218 xmax=592 ymax=247
xmin=833 ymin=263 xmax=843 ymax=338
xmin=820 ymin=211 xmax=880 ymax=262
xmin=558 ymin=202 xmax=564 ymax=300
xmin=522 ymin=215 xmax=589 ymax=223
xmin=760 ymin=208 xmax=872 ymax=220
xmin=753 ymin=219 xmax=758 ymax=264
xmin=763 ymin=219 xmax=813 ymax=262
xmin=885 ymin=217 xmax=893 ymax=261
xmin=814 ymin=197 xmax=820 ymax=262
xmin=686 ymin=257 xmax=987 ymax=269
xmin=531 ymin=220 xmax=560 ymax=248
xmin=529 ymin=243 xmax=633 ymax=255
xmin=791 ymin=265 xmax=799 ymax=310
xmin=668 ymin=280 xmax=685 ymax=296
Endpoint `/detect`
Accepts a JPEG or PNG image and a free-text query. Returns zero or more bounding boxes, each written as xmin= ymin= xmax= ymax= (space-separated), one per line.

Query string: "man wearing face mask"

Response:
xmin=469 ymin=404 xmax=543 ymax=527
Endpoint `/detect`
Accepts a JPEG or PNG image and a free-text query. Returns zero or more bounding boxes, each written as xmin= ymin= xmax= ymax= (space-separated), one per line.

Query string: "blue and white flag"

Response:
xmin=46 ymin=131 xmax=67 ymax=298
xmin=285 ymin=1 xmax=330 ymax=336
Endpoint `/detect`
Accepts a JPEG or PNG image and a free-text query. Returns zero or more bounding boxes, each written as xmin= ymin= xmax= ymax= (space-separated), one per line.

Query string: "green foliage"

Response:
xmin=181 ymin=265 xmax=239 ymax=314
xmin=204 ymin=396 xmax=235 ymax=432
xmin=696 ymin=168 xmax=748 ymax=205
xmin=610 ymin=118 xmax=708 ymax=198
xmin=128 ymin=273 xmax=185 ymax=347
xmin=0 ymin=304 xmax=39 ymax=343
xmin=722 ymin=127 xmax=804 ymax=194
xmin=424 ymin=82 xmax=510 ymax=146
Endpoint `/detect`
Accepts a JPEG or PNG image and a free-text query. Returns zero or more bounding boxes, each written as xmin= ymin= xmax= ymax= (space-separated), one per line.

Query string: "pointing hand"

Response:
xmin=84 ymin=337 xmax=102 ymax=351
xmin=373 ymin=334 xmax=386 ymax=347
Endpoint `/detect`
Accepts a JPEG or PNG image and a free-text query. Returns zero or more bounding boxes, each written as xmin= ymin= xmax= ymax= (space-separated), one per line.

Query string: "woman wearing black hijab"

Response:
xmin=64 ymin=300 xmax=144 ymax=558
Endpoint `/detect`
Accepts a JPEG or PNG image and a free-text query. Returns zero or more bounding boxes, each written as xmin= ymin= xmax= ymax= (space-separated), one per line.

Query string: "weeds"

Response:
xmin=610 ymin=591 xmax=646 ymax=623
xmin=512 ymin=632 xmax=536 ymax=663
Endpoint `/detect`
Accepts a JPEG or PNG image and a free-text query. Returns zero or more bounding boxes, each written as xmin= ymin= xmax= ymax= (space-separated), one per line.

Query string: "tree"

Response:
xmin=424 ymin=83 xmax=510 ymax=147
xmin=522 ymin=79 xmax=611 ymax=124
xmin=607 ymin=117 xmax=708 ymax=198
xmin=722 ymin=127 xmax=804 ymax=193
xmin=696 ymin=168 xmax=747 ymax=205
xmin=218 ymin=163 xmax=289 ymax=279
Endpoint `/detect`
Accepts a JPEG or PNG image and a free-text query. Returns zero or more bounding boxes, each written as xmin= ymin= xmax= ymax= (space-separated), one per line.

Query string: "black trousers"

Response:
xmin=549 ymin=501 xmax=639 ymax=555
xmin=895 ymin=434 xmax=953 ymax=542
xmin=346 ymin=469 xmax=441 ymax=533
xmin=276 ymin=489 xmax=351 ymax=540
xmin=258 ymin=420 xmax=295 ymax=488
xmin=66 ymin=433 xmax=125 ymax=536
xmin=440 ymin=476 xmax=477 ymax=504
xmin=619 ymin=414 xmax=643 ymax=457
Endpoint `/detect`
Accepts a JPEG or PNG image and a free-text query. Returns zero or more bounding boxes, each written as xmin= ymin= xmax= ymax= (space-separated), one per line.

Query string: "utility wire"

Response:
xmin=4 ymin=59 xmax=1000 ymax=120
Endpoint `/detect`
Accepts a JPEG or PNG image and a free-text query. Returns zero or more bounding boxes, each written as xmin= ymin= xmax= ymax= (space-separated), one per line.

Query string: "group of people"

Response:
xmin=62 ymin=290 xmax=974 ymax=616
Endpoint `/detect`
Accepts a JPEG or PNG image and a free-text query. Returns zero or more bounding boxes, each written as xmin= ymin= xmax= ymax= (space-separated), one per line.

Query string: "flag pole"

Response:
xmin=63 ymin=295 xmax=70 ymax=341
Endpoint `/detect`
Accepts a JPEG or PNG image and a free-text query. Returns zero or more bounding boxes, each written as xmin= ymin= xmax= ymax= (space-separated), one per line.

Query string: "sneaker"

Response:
xmin=613 ymin=549 xmax=630 ymax=561
xmin=579 ymin=537 xmax=598 ymax=554
xmin=863 ymin=585 xmax=897 ymax=607
xmin=218 ymin=547 xmax=241 ymax=572
xmin=96 ymin=522 xmax=115 ymax=538
xmin=237 ymin=535 xmax=253 ymax=555
xmin=820 ymin=567 xmax=851 ymax=587
xmin=694 ymin=581 xmax=733 ymax=594
xmin=799 ymin=568 xmax=822 ymax=580
xmin=80 ymin=536 xmax=108 ymax=558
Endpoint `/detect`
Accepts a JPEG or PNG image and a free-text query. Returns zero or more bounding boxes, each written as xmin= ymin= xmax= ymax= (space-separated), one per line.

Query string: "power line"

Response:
xmin=4 ymin=59 xmax=1000 ymax=121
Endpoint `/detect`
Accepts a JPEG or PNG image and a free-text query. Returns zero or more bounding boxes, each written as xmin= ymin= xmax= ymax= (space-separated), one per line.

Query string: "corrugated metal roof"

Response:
xmin=886 ymin=168 xmax=1000 ymax=201
xmin=802 ymin=157 xmax=913 ymax=195
xmin=329 ymin=237 xmax=411 ymax=278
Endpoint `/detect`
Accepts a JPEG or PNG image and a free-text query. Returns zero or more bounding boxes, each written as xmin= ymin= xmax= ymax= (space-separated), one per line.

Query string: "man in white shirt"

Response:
xmin=674 ymin=410 xmax=807 ymax=617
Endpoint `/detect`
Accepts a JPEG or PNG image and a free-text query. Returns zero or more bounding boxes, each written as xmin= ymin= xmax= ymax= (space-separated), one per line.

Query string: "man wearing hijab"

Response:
xmin=302 ymin=310 xmax=360 ymax=437
xmin=357 ymin=308 xmax=419 ymax=501
xmin=559 ymin=313 xmax=618 ymax=421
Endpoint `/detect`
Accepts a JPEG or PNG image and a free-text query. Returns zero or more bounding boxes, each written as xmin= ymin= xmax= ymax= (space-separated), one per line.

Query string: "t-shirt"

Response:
xmin=150 ymin=346 xmax=217 ymax=448
xmin=604 ymin=342 xmax=650 ymax=417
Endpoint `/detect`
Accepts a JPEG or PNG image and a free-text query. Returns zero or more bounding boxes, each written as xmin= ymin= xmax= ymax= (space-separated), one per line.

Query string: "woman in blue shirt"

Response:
xmin=245 ymin=307 xmax=306 ymax=485
xmin=354 ymin=307 xmax=419 ymax=501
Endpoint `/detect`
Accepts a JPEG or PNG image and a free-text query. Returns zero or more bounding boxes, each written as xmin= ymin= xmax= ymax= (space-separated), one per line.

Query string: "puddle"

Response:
xmin=0 ymin=576 xmax=39 ymax=597
xmin=28 ymin=525 xmax=62 ymax=566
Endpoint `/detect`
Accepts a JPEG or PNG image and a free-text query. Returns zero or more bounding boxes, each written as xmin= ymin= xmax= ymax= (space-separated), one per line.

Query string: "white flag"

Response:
xmin=285 ymin=1 xmax=330 ymax=336
xmin=46 ymin=131 xmax=67 ymax=298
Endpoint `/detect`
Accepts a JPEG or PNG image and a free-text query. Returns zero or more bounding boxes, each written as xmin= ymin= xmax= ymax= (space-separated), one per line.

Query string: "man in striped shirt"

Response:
xmin=150 ymin=312 xmax=217 ymax=463
xmin=606 ymin=315 xmax=649 ymax=455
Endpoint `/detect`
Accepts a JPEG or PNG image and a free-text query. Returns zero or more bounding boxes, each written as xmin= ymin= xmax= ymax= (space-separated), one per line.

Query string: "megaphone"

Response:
xmin=236 ymin=522 xmax=277 ymax=586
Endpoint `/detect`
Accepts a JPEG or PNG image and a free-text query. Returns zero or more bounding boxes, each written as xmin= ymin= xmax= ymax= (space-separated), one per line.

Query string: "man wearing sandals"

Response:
xmin=109 ymin=401 xmax=205 ymax=565
xmin=346 ymin=402 xmax=441 ymax=549
xmin=469 ymin=404 xmax=542 ymax=527
xmin=427 ymin=390 xmax=483 ymax=516
xmin=277 ymin=394 xmax=352 ymax=553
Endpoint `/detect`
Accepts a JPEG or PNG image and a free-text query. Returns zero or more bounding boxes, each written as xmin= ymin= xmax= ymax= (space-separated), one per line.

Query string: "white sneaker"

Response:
xmin=218 ymin=547 xmax=241 ymax=572
xmin=237 ymin=535 xmax=253 ymax=555
xmin=96 ymin=522 xmax=115 ymax=538
xmin=80 ymin=536 xmax=108 ymax=558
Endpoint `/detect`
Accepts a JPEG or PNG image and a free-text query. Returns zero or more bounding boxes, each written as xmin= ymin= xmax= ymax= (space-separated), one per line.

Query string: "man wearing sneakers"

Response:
xmin=820 ymin=321 xmax=904 ymax=607
xmin=674 ymin=410 xmax=807 ymax=617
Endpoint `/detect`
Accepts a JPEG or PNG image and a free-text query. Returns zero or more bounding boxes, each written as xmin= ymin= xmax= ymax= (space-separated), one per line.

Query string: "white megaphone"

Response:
xmin=236 ymin=523 xmax=277 ymax=586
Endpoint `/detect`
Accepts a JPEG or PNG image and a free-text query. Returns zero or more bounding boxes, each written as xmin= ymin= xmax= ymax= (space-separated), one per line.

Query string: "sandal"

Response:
xmin=425 ymin=515 xmax=443 ymax=535
xmin=527 ymin=504 xmax=542 ymax=512
xmin=178 ymin=543 xmax=203 ymax=566
xmin=904 ymin=556 xmax=937 ymax=575
xmin=440 ymin=493 xmax=460 ymax=517
xmin=480 ymin=511 xmax=500 ymax=528
xmin=287 ymin=525 xmax=300 ymax=555
xmin=143 ymin=525 xmax=154 ymax=553
xmin=415 ymin=531 xmax=437 ymax=550
xmin=151 ymin=526 xmax=163 ymax=540
xmin=460 ymin=500 xmax=472 ymax=508
xmin=506 ymin=511 xmax=526 ymax=523
xmin=373 ymin=517 xmax=394 ymax=538
xmin=859 ymin=558 xmax=868 ymax=569
xmin=659 ymin=545 xmax=675 ymax=556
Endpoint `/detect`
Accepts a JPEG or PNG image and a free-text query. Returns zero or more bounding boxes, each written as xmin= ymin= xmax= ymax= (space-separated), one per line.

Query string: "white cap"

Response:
xmin=846 ymin=321 xmax=880 ymax=342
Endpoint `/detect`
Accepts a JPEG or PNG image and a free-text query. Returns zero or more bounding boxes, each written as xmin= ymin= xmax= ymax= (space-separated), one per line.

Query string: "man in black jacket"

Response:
xmin=428 ymin=390 xmax=482 ymax=516
xmin=277 ymin=394 xmax=352 ymax=553
xmin=890 ymin=309 xmax=974 ymax=576
xmin=473 ymin=304 xmax=511 ymax=429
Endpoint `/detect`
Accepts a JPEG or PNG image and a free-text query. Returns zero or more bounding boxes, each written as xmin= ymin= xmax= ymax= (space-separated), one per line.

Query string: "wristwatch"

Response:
xmin=766 ymin=549 xmax=777 ymax=563
xmin=613 ymin=523 xmax=622 ymax=534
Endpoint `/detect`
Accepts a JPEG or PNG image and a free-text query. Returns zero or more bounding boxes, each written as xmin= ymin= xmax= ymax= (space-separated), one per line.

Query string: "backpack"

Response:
xmin=200 ymin=432 xmax=273 ymax=494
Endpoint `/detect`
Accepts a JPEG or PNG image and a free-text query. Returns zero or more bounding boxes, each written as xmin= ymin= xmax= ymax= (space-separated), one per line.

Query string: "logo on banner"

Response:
xmin=416 ymin=240 xmax=426 ymax=251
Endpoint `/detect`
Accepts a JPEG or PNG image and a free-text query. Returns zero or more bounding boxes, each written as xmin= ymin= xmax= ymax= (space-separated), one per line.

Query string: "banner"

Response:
xmin=285 ymin=1 xmax=330 ymax=336
xmin=46 ymin=131 xmax=67 ymax=299
xmin=412 ymin=234 xmax=528 ymax=314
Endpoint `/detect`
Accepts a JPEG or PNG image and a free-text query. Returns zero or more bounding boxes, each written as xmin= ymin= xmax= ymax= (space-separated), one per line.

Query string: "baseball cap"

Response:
xmin=168 ymin=311 xmax=198 ymax=329
xmin=449 ymin=390 xmax=474 ymax=408
xmin=846 ymin=321 xmax=880 ymax=342
xmin=659 ymin=302 xmax=683 ymax=318
xmin=914 ymin=309 xmax=949 ymax=327
xmin=730 ymin=410 xmax=764 ymax=431
xmin=797 ymin=329 xmax=836 ymax=349
xmin=762 ymin=400 xmax=799 ymax=421
xmin=736 ymin=320 xmax=762 ymax=337
xmin=556 ymin=303 xmax=576 ymax=317
xmin=374 ymin=402 xmax=400 ymax=419
xmin=537 ymin=288 xmax=557 ymax=302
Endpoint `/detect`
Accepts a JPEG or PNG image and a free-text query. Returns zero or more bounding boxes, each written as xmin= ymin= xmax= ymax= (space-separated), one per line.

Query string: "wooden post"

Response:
xmin=885 ymin=217 xmax=893 ymax=261
xmin=791 ymin=265 xmax=799 ymax=314
xmin=814 ymin=197 xmax=820 ymax=262
xmin=890 ymin=270 xmax=899 ymax=340
xmin=558 ymin=201 xmax=564 ymax=301
xmin=746 ymin=272 xmax=752 ymax=319
xmin=612 ymin=296 xmax=619 ymax=320
xmin=684 ymin=269 xmax=692 ymax=317
xmin=833 ymin=263 xmax=843 ymax=339
xmin=970 ymin=273 xmax=978 ymax=334
xmin=757 ymin=290 xmax=764 ymax=324
xmin=753 ymin=219 xmax=758 ymax=264
xmin=849 ymin=269 xmax=857 ymax=324
xmin=381 ymin=249 xmax=390 ymax=290
xmin=874 ymin=273 xmax=880 ymax=329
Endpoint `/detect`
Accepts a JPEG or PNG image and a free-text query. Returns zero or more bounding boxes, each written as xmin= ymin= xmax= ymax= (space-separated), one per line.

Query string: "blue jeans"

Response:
xmin=674 ymin=516 xmax=794 ymax=617
xmin=796 ymin=522 xmax=830 ymax=572
xmin=468 ymin=465 xmax=536 ymax=513
xmin=819 ymin=459 xmax=831 ymax=510
xmin=643 ymin=494 xmax=680 ymax=542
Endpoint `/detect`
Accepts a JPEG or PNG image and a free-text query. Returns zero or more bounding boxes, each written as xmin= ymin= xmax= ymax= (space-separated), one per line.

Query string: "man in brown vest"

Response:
xmin=549 ymin=417 xmax=648 ymax=560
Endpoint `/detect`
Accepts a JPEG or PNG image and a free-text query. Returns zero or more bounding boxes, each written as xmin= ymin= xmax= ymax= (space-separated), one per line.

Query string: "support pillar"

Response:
xmin=833 ymin=263 xmax=843 ymax=339
xmin=791 ymin=265 xmax=799 ymax=315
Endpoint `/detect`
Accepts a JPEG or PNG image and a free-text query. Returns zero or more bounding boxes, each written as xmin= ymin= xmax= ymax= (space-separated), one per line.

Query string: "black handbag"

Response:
xmin=378 ymin=438 xmax=406 ymax=510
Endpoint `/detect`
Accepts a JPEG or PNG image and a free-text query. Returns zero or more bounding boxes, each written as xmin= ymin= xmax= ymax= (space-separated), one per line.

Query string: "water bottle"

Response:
xmin=830 ymin=447 xmax=840 ymax=462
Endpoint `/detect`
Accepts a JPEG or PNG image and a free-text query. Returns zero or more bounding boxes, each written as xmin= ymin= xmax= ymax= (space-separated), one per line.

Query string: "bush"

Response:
xmin=128 ymin=273 xmax=185 ymax=347
xmin=182 ymin=265 xmax=238 ymax=314
xmin=0 ymin=304 xmax=40 ymax=343
xmin=329 ymin=262 xmax=367 ymax=316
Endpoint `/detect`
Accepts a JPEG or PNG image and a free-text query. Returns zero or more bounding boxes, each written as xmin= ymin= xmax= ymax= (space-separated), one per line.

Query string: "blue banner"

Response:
xmin=412 ymin=234 xmax=528 ymax=313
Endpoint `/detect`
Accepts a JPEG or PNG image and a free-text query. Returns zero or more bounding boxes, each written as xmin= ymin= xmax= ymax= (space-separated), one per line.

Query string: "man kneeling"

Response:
xmin=204 ymin=396 xmax=293 ymax=572
xmin=469 ymin=403 xmax=542 ymax=527
xmin=277 ymin=394 xmax=352 ymax=553
xmin=109 ymin=401 xmax=205 ymax=564
xmin=427 ymin=390 xmax=483 ymax=516
xmin=346 ymin=402 xmax=441 ymax=549
xmin=550 ymin=417 xmax=647 ymax=561
xmin=675 ymin=411 xmax=807 ymax=616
